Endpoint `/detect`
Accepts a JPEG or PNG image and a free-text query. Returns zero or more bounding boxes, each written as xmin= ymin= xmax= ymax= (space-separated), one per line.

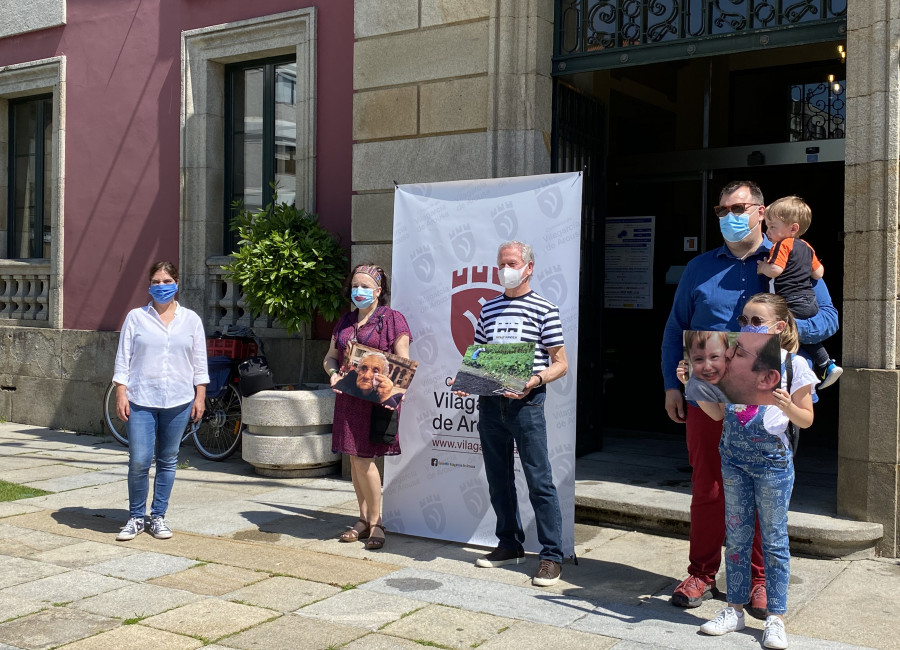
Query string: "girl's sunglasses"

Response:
xmin=737 ymin=315 xmax=766 ymax=327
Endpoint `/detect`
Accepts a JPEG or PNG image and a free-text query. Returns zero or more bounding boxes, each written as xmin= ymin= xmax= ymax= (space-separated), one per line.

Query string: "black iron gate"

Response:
xmin=552 ymin=81 xmax=606 ymax=455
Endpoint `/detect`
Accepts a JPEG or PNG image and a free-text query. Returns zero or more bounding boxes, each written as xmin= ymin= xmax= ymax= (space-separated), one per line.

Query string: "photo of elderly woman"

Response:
xmin=333 ymin=342 xmax=418 ymax=410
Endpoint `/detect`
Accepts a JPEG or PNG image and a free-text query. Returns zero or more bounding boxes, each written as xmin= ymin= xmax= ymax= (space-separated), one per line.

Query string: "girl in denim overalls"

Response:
xmin=695 ymin=293 xmax=816 ymax=650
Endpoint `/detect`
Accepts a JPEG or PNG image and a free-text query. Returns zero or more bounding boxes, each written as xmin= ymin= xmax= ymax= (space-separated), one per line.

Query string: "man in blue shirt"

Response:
xmin=661 ymin=180 xmax=838 ymax=616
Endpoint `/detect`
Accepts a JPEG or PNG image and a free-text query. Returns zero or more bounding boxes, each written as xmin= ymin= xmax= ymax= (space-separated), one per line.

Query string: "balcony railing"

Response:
xmin=0 ymin=260 xmax=50 ymax=323
xmin=206 ymin=256 xmax=284 ymax=334
xmin=555 ymin=0 xmax=847 ymax=72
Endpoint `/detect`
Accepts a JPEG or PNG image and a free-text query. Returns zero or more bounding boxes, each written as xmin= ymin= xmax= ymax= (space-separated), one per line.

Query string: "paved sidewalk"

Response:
xmin=0 ymin=423 xmax=895 ymax=649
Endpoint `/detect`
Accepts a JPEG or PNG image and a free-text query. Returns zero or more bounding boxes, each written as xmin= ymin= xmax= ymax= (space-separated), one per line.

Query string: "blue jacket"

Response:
xmin=661 ymin=238 xmax=838 ymax=392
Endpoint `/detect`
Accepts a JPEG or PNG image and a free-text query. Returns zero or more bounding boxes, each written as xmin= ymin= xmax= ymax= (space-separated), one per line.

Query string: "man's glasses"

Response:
xmin=713 ymin=203 xmax=760 ymax=218
xmin=730 ymin=340 xmax=758 ymax=359
xmin=737 ymin=315 xmax=767 ymax=328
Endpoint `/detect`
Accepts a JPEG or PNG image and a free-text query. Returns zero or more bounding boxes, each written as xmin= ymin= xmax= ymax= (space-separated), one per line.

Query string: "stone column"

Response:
xmin=839 ymin=1 xmax=900 ymax=556
xmin=350 ymin=0 xmax=554 ymax=271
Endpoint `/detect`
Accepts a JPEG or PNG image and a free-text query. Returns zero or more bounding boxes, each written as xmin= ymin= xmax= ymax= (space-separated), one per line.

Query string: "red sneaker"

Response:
xmin=671 ymin=575 xmax=718 ymax=608
xmin=747 ymin=582 xmax=768 ymax=619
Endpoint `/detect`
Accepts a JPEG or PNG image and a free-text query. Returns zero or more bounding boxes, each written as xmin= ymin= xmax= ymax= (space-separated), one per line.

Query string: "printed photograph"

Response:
xmin=680 ymin=330 xmax=782 ymax=406
xmin=335 ymin=342 xmax=419 ymax=409
xmin=451 ymin=342 xmax=536 ymax=396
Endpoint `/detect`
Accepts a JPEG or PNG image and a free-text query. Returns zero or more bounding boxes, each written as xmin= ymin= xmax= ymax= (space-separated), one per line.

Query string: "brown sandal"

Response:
xmin=340 ymin=519 xmax=370 ymax=542
xmin=364 ymin=523 xmax=385 ymax=550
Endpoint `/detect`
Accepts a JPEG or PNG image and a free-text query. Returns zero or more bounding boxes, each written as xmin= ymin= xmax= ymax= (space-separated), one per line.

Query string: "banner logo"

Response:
xmin=413 ymin=326 xmax=438 ymax=364
xmin=450 ymin=266 xmax=502 ymax=355
xmin=420 ymin=494 xmax=446 ymax=533
xmin=450 ymin=225 xmax=477 ymax=263
xmin=382 ymin=509 xmax=405 ymax=534
xmin=411 ymin=246 xmax=436 ymax=283
xmin=492 ymin=202 xmax=518 ymax=239
xmin=460 ymin=479 xmax=489 ymax=519
xmin=537 ymin=186 xmax=564 ymax=219
xmin=536 ymin=265 xmax=568 ymax=306
xmin=407 ymin=184 xmax=433 ymax=203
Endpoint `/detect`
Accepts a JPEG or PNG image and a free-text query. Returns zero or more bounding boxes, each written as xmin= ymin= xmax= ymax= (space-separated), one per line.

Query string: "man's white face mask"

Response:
xmin=498 ymin=265 xmax=526 ymax=289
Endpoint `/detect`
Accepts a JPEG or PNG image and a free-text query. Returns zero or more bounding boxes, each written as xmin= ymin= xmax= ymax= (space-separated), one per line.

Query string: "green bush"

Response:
xmin=223 ymin=194 xmax=347 ymax=334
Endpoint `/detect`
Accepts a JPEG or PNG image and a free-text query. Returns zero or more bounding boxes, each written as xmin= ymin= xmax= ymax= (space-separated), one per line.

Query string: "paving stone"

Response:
xmin=0 ymin=568 xmax=129 ymax=604
xmin=5 ymin=510 xmax=397 ymax=585
xmin=0 ymin=528 xmax=82 ymax=558
xmin=295 ymin=588 xmax=427 ymax=631
xmin=25 ymin=468 xmax=127 ymax=493
xmin=381 ymin=603 xmax=514 ymax=648
xmin=0 ymin=455 xmax=57 ymax=472
xmin=86 ymin=550 xmax=199 ymax=581
xmin=218 ymin=614 xmax=367 ymax=650
xmin=0 ymin=501 xmax=42 ymax=518
xmin=164 ymin=501 xmax=290 ymax=536
xmin=0 ymin=592 xmax=47 ymax=623
xmin=0 ymin=556 xmax=68 ymax=589
xmin=359 ymin=568 xmax=590 ymax=627
xmin=149 ymin=563 xmax=267 ymax=596
xmin=53 ymin=624 xmax=203 ymax=650
xmin=141 ymin=599 xmax=277 ymax=642
xmin=2 ymin=464 xmax=93 ymax=484
xmin=0 ymin=608 xmax=118 ymax=650
xmin=340 ymin=634 xmax=425 ymax=650
xmin=790 ymin=559 xmax=900 ymax=649
xmin=476 ymin=620 xmax=619 ymax=649
xmin=30 ymin=540 xmax=137 ymax=568
xmin=69 ymin=582 xmax=205 ymax=619
xmin=224 ymin=576 xmax=341 ymax=611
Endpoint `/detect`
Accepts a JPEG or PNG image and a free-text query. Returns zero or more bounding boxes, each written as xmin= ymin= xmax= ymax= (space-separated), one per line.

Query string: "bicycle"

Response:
xmin=103 ymin=354 xmax=245 ymax=461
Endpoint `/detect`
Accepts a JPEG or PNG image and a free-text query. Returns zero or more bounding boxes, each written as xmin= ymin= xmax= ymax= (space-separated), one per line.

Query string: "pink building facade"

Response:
xmin=0 ymin=0 xmax=353 ymax=430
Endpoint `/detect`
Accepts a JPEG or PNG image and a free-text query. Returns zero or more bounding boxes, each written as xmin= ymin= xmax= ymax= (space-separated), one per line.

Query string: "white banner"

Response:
xmin=384 ymin=172 xmax=582 ymax=557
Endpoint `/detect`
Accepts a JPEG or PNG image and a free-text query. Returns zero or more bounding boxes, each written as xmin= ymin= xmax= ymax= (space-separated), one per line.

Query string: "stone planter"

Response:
xmin=241 ymin=386 xmax=339 ymax=477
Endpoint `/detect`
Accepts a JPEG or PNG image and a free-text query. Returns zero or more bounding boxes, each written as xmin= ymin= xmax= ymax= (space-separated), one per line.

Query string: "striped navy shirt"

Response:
xmin=474 ymin=291 xmax=565 ymax=372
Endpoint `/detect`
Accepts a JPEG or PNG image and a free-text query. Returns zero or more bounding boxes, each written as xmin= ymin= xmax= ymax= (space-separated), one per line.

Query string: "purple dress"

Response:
xmin=331 ymin=306 xmax=412 ymax=458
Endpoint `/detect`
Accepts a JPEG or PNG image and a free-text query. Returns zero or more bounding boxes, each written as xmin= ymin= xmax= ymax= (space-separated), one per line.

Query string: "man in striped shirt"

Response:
xmin=470 ymin=240 xmax=569 ymax=587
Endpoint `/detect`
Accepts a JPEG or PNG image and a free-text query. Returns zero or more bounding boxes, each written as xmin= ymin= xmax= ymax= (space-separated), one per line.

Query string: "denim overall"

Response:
xmin=719 ymin=403 xmax=794 ymax=615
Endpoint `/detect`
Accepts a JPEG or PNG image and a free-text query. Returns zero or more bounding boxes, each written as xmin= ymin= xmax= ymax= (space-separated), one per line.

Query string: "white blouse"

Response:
xmin=113 ymin=302 xmax=210 ymax=408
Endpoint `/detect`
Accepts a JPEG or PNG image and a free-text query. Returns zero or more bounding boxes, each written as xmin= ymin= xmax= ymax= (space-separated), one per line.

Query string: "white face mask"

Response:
xmin=498 ymin=266 xmax=526 ymax=289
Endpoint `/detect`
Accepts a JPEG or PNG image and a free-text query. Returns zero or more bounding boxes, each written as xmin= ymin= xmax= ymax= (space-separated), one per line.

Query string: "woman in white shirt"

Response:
xmin=112 ymin=261 xmax=209 ymax=541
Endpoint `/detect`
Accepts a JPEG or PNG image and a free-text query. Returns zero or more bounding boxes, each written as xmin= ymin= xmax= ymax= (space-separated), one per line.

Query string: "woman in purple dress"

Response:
xmin=323 ymin=264 xmax=411 ymax=550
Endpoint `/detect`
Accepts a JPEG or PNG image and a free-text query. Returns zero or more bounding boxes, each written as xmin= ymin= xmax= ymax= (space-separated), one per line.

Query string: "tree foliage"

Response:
xmin=223 ymin=194 xmax=347 ymax=334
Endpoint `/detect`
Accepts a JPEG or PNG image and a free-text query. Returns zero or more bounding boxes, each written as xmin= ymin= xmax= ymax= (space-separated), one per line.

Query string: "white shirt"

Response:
xmin=113 ymin=302 xmax=210 ymax=408
xmin=762 ymin=349 xmax=818 ymax=447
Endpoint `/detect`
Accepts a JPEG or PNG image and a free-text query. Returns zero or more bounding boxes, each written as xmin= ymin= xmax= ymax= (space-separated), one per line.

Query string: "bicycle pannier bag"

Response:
xmin=238 ymin=356 xmax=275 ymax=397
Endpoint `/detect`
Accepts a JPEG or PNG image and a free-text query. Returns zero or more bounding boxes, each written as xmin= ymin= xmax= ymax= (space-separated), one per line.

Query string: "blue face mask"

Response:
xmin=740 ymin=324 xmax=769 ymax=334
xmin=719 ymin=211 xmax=753 ymax=243
xmin=351 ymin=287 xmax=376 ymax=309
xmin=149 ymin=283 xmax=178 ymax=304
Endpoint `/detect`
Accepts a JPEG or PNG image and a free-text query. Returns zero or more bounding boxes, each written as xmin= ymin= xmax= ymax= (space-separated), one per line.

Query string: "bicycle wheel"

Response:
xmin=192 ymin=383 xmax=243 ymax=460
xmin=103 ymin=382 xmax=129 ymax=446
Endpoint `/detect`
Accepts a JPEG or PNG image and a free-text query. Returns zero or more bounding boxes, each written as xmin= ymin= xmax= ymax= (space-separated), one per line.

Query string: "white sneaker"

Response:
xmin=116 ymin=517 xmax=145 ymax=541
xmin=148 ymin=516 xmax=173 ymax=540
xmin=763 ymin=615 xmax=788 ymax=649
xmin=699 ymin=607 xmax=745 ymax=636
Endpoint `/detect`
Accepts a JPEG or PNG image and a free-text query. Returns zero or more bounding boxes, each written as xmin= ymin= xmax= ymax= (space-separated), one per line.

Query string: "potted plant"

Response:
xmin=223 ymin=191 xmax=348 ymax=477
xmin=223 ymin=190 xmax=347 ymax=381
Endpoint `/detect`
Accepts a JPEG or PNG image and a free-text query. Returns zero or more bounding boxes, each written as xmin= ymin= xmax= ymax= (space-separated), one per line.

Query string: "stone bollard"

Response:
xmin=241 ymin=386 xmax=339 ymax=477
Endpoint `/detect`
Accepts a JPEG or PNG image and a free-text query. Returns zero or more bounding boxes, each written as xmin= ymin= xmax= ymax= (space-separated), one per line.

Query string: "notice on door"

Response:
xmin=604 ymin=216 xmax=654 ymax=309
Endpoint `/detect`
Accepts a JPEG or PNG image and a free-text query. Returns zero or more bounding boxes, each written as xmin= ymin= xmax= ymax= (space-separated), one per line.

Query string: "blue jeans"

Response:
xmin=126 ymin=402 xmax=191 ymax=519
xmin=478 ymin=389 xmax=563 ymax=562
xmin=720 ymin=406 xmax=794 ymax=615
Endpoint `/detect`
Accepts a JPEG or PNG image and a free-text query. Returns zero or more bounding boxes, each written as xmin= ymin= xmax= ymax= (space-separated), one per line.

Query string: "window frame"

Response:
xmin=224 ymin=54 xmax=297 ymax=254
xmin=8 ymin=94 xmax=53 ymax=260
xmin=0 ymin=56 xmax=65 ymax=329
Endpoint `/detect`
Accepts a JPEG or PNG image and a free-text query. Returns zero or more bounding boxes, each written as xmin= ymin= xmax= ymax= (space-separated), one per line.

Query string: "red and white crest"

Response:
xmin=449 ymin=266 xmax=502 ymax=356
